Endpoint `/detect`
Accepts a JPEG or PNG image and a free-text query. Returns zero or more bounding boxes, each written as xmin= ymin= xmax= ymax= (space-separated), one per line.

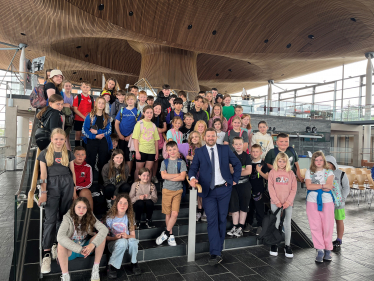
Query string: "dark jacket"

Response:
xmin=110 ymin=99 xmax=126 ymax=121
xmin=156 ymin=91 xmax=170 ymax=113
xmin=190 ymin=108 xmax=208 ymax=125
xmin=40 ymin=107 xmax=63 ymax=132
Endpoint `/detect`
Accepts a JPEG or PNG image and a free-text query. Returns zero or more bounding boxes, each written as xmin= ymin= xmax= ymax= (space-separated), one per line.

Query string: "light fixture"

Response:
xmin=76 ymin=46 xmax=81 ymax=48
xmin=228 ymin=69 xmax=232 ymax=72
xmin=216 ymin=73 xmax=219 ymax=76
xmin=98 ymin=4 xmax=104 ymax=11
xmin=350 ymin=18 xmax=356 ymax=22
xmin=312 ymin=127 xmax=317 ymax=133
xmin=187 ymin=25 xmax=192 ymax=30
xmin=286 ymin=43 xmax=291 ymax=48
xmin=73 ymin=71 xmax=77 ymax=74
xmin=94 ymin=79 xmax=97 ymax=81
xmin=85 ymin=54 xmax=89 ymax=58
xmin=269 ymin=127 xmax=272 ymax=131
xmin=20 ymin=33 xmax=26 ymax=36
xmin=212 ymin=30 xmax=217 ymax=35
xmin=308 ymin=35 xmax=315 ymax=39
xmin=248 ymin=62 xmax=251 ymax=64
xmin=264 ymin=39 xmax=269 ymax=43
xmin=79 ymin=78 xmax=82 ymax=80
xmin=306 ymin=126 xmax=311 ymax=133
xmin=273 ymin=127 xmax=276 ymax=131
xmin=129 ymin=11 xmax=133 ymax=16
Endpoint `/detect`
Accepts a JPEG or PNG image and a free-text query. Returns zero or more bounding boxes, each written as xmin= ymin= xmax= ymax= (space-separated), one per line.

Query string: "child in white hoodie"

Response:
xmin=251 ymin=121 xmax=274 ymax=160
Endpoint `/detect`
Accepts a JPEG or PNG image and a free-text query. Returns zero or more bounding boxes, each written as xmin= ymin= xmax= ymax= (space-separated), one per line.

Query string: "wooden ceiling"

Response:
xmin=0 ymin=0 xmax=373 ymax=93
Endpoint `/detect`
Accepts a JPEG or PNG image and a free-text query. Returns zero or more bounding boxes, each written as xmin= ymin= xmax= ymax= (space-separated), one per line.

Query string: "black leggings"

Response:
xmin=133 ymin=200 xmax=155 ymax=221
xmin=247 ymin=194 xmax=265 ymax=227
xmin=103 ymin=183 xmax=131 ymax=200
xmin=86 ymin=138 xmax=108 ymax=184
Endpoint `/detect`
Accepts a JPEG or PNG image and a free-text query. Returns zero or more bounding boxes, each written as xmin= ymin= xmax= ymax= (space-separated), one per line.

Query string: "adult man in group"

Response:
xmin=189 ymin=128 xmax=242 ymax=265
xmin=156 ymin=84 xmax=171 ymax=113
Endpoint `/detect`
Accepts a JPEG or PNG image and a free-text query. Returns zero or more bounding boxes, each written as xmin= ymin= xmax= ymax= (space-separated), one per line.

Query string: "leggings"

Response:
xmin=86 ymin=138 xmax=108 ymax=184
xmin=103 ymin=183 xmax=131 ymax=200
xmin=133 ymin=200 xmax=155 ymax=221
xmin=271 ymin=204 xmax=292 ymax=246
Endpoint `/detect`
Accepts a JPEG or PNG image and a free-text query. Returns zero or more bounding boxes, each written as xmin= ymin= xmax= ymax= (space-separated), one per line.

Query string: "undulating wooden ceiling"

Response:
xmin=0 ymin=0 xmax=373 ymax=94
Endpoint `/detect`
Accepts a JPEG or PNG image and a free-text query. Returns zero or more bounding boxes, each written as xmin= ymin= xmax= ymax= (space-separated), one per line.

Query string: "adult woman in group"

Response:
xmin=44 ymin=69 xmax=64 ymax=100
xmin=101 ymin=77 xmax=118 ymax=104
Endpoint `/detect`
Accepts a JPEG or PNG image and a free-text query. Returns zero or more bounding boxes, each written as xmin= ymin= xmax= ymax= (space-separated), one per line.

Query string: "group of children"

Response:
xmin=35 ymin=73 xmax=350 ymax=280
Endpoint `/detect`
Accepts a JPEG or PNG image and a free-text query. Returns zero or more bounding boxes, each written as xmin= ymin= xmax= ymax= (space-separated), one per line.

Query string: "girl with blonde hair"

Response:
xmin=194 ymin=120 xmax=207 ymax=145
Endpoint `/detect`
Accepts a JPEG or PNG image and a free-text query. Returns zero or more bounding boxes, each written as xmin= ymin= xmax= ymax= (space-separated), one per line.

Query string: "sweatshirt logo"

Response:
xmin=80 ymin=172 xmax=85 ymax=178
xmin=55 ymin=158 xmax=61 ymax=164
xmin=276 ymin=176 xmax=289 ymax=183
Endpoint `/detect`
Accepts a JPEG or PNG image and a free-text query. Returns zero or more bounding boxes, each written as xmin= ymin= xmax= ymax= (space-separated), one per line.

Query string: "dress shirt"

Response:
xmin=206 ymin=144 xmax=226 ymax=185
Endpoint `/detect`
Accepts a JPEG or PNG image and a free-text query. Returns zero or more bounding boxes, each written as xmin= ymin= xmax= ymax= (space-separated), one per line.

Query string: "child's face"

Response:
xmin=64 ymin=82 xmax=72 ymax=93
xmin=154 ymin=105 xmax=161 ymax=116
xmin=117 ymin=95 xmax=125 ymax=103
xmin=277 ymin=158 xmax=287 ymax=170
xmin=103 ymin=95 xmax=110 ymax=103
xmin=117 ymin=197 xmax=128 ymax=213
xmin=162 ymin=89 xmax=170 ymax=97
xmin=212 ymin=90 xmax=218 ymax=97
xmin=214 ymin=121 xmax=222 ymax=131
xmin=131 ymin=88 xmax=139 ymax=96
xmin=112 ymin=139 xmax=118 ymax=149
xmin=81 ymin=83 xmax=91 ymax=94
xmin=276 ymin=137 xmax=289 ymax=151
xmin=113 ymin=154 xmax=124 ymax=166
xmin=147 ymin=99 xmax=154 ymax=106
xmin=126 ymin=97 xmax=135 ymax=107
xmin=139 ymin=171 xmax=150 ymax=183
xmin=224 ymin=97 xmax=231 ymax=106
xmin=251 ymin=147 xmax=262 ymax=159
xmin=213 ymin=106 xmax=221 ymax=116
xmin=50 ymin=100 xmax=64 ymax=112
xmin=233 ymin=140 xmax=244 ymax=153
xmin=314 ymin=156 xmax=324 ymax=168
xmin=216 ymin=97 xmax=223 ymax=103
xmin=197 ymin=123 xmax=205 ymax=134
xmin=327 ymin=162 xmax=335 ymax=170
xmin=174 ymin=103 xmax=183 ymax=111
xmin=179 ymin=95 xmax=186 ymax=101
xmin=144 ymin=108 xmax=154 ymax=120
xmin=167 ymin=145 xmax=179 ymax=158
xmin=51 ymin=133 xmax=65 ymax=149
xmin=206 ymin=93 xmax=212 ymax=101
xmin=74 ymin=150 xmax=86 ymax=164
xmin=202 ymin=103 xmax=208 ymax=111
xmin=242 ymin=117 xmax=250 ymax=127
xmin=107 ymin=80 xmax=116 ymax=90
xmin=173 ymin=120 xmax=183 ymax=130
xmin=75 ymin=201 xmax=88 ymax=217
xmin=139 ymin=94 xmax=147 ymax=103
xmin=184 ymin=117 xmax=194 ymax=127
xmin=191 ymin=133 xmax=200 ymax=145
xmin=258 ymin=123 xmax=268 ymax=134
xmin=97 ymin=98 xmax=106 ymax=110
xmin=169 ymin=98 xmax=175 ymax=106
xmin=194 ymin=99 xmax=202 ymax=109
xmin=235 ymin=108 xmax=243 ymax=116
xmin=232 ymin=119 xmax=241 ymax=130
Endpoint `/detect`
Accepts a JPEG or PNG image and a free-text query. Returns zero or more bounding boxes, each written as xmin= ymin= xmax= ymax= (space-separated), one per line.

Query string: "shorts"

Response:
xmin=229 ymin=181 xmax=252 ymax=213
xmin=73 ymin=120 xmax=84 ymax=131
xmin=76 ymin=188 xmax=90 ymax=197
xmin=118 ymin=139 xmax=134 ymax=162
xmin=334 ymin=208 xmax=345 ymax=220
xmin=136 ymin=152 xmax=155 ymax=162
xmin=162 ymin=189 xmax=183 ymax=215
xmin=68 ymin=240 xmax=90 ymax=260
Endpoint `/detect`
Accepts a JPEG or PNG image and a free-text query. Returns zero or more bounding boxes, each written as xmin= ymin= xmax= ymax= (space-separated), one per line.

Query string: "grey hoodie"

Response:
xmin=325 ymin=155 xmax=350 ymax=209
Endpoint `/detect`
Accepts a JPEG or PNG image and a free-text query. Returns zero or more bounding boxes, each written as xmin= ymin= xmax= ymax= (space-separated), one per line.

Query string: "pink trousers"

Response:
xmin=306 ymin=202 xmax=334 ymax=250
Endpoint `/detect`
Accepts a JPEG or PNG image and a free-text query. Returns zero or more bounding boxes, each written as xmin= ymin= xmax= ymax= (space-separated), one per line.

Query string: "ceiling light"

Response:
xmin=129 ymin=11 xmax=133 ymax=16
xmin=248 ymin=62 xmax=251 ymax=64
xmin=20 ymin=33 xmax=26 ymax=36
xmin=306 ymin=126 xmax=311 ymax=133
xmin=281 ymin=74 xmax=284 ymax=76
xmin=98 ymin=4 xmax=104 ymax=11
xmin=286 ymin=43 xmax=291 ymax=48
xmin=350 ymin=18 xmax=356 ymax=22
xmin=187 ymin=25 xmax=192 ymax=30
xmin=212 ymin=30 xmax=217 ymax=35
xmin=216 ymin=73 xmax=219 ymax=76
xmin=264 ymin=39 xmax=269 ymax=43
xmin=228 ymin=69 xmax=232 ymax=72
xmin=73 ymin=71 xmax=77 ymax=74
xmin=85 ymin=54 xmax=89 ymax=58
xmin=312 ymin=127 xmax=317 ymax=133
xmin=94 ymin=79 xmax=97 ymax=81
xmin=76 ymin=46 xmax=81 ymax=48
xmin=79 ymin=78 xmax=82 ymax=80
xmin=308 ymin=35 xmax=315 ymax=39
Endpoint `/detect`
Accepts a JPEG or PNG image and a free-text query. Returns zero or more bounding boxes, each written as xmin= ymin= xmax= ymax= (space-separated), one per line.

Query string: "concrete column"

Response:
xmin=17 ymin=116 xmax=29 ymax=155
xmin=365 ymin=52 xmax=373 ymax=119
xmin=5 ymin=106 xmax=17 ymax=156
xmin=363 ymin=125 xmax=371 ymax=161
xmin=18 ymin=44 xmax=27 ymax=95
xmin=102 ymin=74 xmax=105 ymax=90
xmin=267 ymin=80 xmax=273 ymax=115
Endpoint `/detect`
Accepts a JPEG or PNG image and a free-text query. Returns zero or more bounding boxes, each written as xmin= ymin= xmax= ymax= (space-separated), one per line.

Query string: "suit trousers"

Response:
xmin=202 ymin=185 xmax=232 ymax=256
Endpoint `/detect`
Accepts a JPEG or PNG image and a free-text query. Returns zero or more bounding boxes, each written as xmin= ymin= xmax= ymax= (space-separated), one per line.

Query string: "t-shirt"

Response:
xmin=250 ymin=159 xmax=270 ymax=193
xmin=137 ymin=102 xmax=147 ymax=112
xmin=166 ymin=129 xmax=183 ymax=144
xmin=305 ymin=169 xmax=334 ymax=203
xmin=71 ymin=224 xmax=87 ymax=245
xmin=180 ymin=126 xmax=193 ymax=143
xmin=106 ymin=215 xmax=129 ymax=237
xmin=160 ymin=159 xmax=187 ymax=191
xmin=132 ymin=120 xmax=160 ymax=154
xmin=73 ymin=94 xmax=94 ymax=121
xmin=216 ymin=131 xmax=225 ymax=144
xmin=37 ymin=150 xmax=74 ymax=177
xmin=95 ymin=115 xmax=104 ymax=130
xmin=222 ymin=105 xmax=235 ymax=121
xmin=63 ymin=94 xmax=74 ymax=106
xmin=223 ymin=129 xmax=249 ymax=152
xmin=264 ymin=148 xmax=299 ymax=174
xmin=44 ymin=82 xmax=62 ymax=100
xmin=115 ymin=107 xmax=141 ymax=137
xmin=234 ymin=151 xmax=252 ymax=181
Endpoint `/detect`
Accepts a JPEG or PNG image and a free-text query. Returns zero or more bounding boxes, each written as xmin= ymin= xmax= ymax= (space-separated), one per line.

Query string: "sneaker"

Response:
xmin=107 ymin=265 xmax=117 ymax=279
xmin=91 ymin=264 xmax=100 ymax=281
xmin=233 ymin=227 xmax=243 ymax=237
xmin=208 ymin=255 xmax=223 ymax=266
xmin=315 ymin=250 xmax=324 ymax=263
xmin=323 ymin=250 xmax=332 ymax=261
xmin=256 ymin=226 xmax=262 ymax=236
xmin=145 ymin=219 xmax=155 ymax=228
xmin=106 ymin=200 xmax=112 ymax=210
xmin=201 ymin=212 xmax=207 ymax=222
xmin=60 ymin=274 xmax=71 ymax=281
xmin=243 ymin=223 xmax=253 ymax=233
xmin=156 ymin=231 xmax=168 ymax=245
xmin=332 ymin=240 xmax=341 ymax=252
xmin=196 ymin=212 xmax=202 ymax=222
xmin=168 ymin=235 xmax=177 ymax=246
xmin=51 ymin=243 xmax=57 ymax=260
xmin=227 ymin=226 xmax=237 ymax=236
xmin=284 ymin=245 xmax=294 ymax=258
xmin=151 ymin=176 xmax=159 ymax=184
xmin=270 ymin=245 xmax=278 ymax=256
xmin=41 ymin=253 xmax=51 ymax=273
xmin=135 ymin=221 xmax=141 ymax=230
xmin=132 ymin=262 xmax=141 ymax=275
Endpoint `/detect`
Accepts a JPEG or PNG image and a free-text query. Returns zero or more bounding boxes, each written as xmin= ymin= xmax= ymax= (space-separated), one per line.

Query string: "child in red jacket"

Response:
xmin=73 ymin=146 xmax=93 ymax=208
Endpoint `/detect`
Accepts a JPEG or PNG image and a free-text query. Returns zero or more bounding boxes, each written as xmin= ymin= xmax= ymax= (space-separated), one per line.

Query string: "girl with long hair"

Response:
xmin=37 ymin=128 xmax=77 ymax=274
xmin=268 ymin=152 xmax=297 ymax=259
xmin=208 ymin=104 xmax=228 ymax=132
xmin=62 ymin=81 xmax=74 ymax=150
xmin=305 ymin=151 xmax=335 ymax=263
xmin=101 ymin=149 xmax=131 ymax=208
xmin=82 ymin=96 xmax=113 ymax=184
xmin=194 ymin=120 xmax=207 ymax=145
xmin=241 ymin=114 xmax=253 ymax=152
xmin=213 ymin=119 xmax=225 ymax=144
xmin=57 ymin=197 xmax=107 ymax=281
xmin=101 ymin=77 xmax=118 ymax=104
xmin=105 ymin=194 xmax=141 ymax=278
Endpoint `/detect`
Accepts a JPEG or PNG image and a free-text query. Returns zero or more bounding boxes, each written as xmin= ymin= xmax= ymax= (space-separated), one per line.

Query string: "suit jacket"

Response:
xmin=188 ymin=144 xmax=242 ymax=198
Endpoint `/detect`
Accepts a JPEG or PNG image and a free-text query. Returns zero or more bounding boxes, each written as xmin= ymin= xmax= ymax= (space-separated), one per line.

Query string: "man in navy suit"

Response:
xmin=189 ymin=128 xmax=241 ymax=265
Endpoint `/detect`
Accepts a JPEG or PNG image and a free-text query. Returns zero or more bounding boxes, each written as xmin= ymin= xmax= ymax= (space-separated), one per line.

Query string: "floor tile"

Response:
xmin=183 ymin=271 xmax=212 ymax=281
xmin=210 ymin=272 xmax=240 ymax=281
xmin=156 ymin=272 xmax=184 ymax=281
xmin=145 ymin=259 xmax=177 ymax=276
xmin=222 ymin=262 xmax=257 ymax=277
xmin=176 ymin=264 xmax=202 ymax=274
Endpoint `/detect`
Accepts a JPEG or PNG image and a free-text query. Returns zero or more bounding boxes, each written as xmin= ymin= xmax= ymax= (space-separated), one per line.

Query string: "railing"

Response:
xmin=0 ymin=146 xmax=9 ymax=173
xmin=330 ymin=147 xmax=354 ymax=166
xmin=135 ymin=78 xmax=158 ymax=96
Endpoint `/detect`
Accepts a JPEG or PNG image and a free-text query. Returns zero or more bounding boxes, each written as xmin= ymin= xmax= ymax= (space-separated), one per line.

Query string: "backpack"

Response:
xmin=30 ymin=85 xmax=47 ymax=109
xmin=258 ymin=207 xmax=285 ymax=245
xmin=91 ymin=184 xmax=107 ymax=219
xmin=164 ymin=158 xmax=187 ymax=198
xmin=228 ymin=129 xmax=244 ymax=137
xmin=77 ymin=94 xmax=94 ymax=109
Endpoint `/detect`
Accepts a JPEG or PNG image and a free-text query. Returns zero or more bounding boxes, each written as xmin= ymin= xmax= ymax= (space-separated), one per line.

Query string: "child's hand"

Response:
xmin=155 ymin=152 xmax=159 ymax=161
xmin=96 ymin=134 xmax=105 ymax=139
xmin=139 ymin=195 xmax=144 ymax=200
xmin=256 ymin=165 xmax=262 ymax=173
xmin=283 ymin=202 xmax=290 ymax=209
xmin=144 ymin=194 xmax=148 ymax=199
xmin=90 ymin=129 xmax=98 ymax=134
xmin=81 ymin=243 xmax=95 ymax=258
xmin=124 ymin=136 xmax=131 ymax=141
xmin=119 ymin=134 xmax=125 ymax=141
xmin=115 ymin=233 xmax=122 ymax=239
xmin=136 ymin=152 xmax=141 ymax=160
xmin=276 ymin=203 xmax=282 ymax=208
xmin=73 ymin=191 xmax=78 ymax=200
xmin=121 ymin=232 xmax=128 ymax=239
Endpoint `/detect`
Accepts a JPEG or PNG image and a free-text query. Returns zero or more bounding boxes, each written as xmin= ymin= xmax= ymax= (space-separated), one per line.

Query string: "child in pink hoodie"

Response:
xmin=268 ymin=152 xmax=297 ymax=258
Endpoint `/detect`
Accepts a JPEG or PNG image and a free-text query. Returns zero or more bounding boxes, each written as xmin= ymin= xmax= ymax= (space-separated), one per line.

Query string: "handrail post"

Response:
xmin=187 ymin=188 xmax=197 ymax=262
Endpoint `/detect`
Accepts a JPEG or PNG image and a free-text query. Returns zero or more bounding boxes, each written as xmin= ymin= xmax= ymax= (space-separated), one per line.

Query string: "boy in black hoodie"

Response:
xmin=189 ymin=96 xmax=208 ymax=126
xmin=156 ymin=84 xmax=171 ymax=113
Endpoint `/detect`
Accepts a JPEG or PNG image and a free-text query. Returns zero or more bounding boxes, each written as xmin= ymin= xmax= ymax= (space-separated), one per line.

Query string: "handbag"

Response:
xmin=258 ymin=207 xmax=285 ymax=245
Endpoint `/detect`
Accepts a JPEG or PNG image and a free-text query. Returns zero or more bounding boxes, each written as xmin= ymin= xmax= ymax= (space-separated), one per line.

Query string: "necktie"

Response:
xmin=210 ymin=148 xmax=215 ymax=190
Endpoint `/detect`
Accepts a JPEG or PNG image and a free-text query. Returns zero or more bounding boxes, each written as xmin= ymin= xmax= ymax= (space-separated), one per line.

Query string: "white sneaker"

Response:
xmin=60 ymin=273 xmax=71 ymax=281
xmin=51 ymin=243 xmax=57 ymax=260
xmin=227 ymin=226 xmax=237 ymax=236
xmin=152 ymin=176 xmax=159 ymax=183
xmin=196 ymin=212 xmax=202 ymax=222
xmin=201 ymin=212 xmax=207 ymax=222
xmin=91 ymin=264 xmax=100 ymax=281
xmin=233 ymin=227 xmax=243 ymax=237
xmin=41 ymin=253 xmax=51 ymax=274
xmin=156 ymin=231 xmax=168 ymax=245
xmin=168 ymin=235 xmax=177 ymax=246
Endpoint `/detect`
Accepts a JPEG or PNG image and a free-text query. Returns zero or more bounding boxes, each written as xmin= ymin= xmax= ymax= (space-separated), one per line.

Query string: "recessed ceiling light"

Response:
xmin=73 ymin=71 xmax=77 ymax=74
xmin=281 ymin=74 xmax=284 ymax=76
xmin=94 ymin=79 xmax=97 ymax=81
xmin=216 ymin=73 xmax=219 ymax=76
xmin=350 ymin=18 xmax=356 ymax=22
xmin=85 ymin=54 xmax=89 ymax=58
xmin=98 ymin=4 xmax=104 ymax=11
xmin=79 ymin=78 xmax=82 ymax=80
xmin=187 ymin=25 xmax=192 ymax=30
xmin=20 ymin=33 xmax=26 ymax=36
xmin=228 ymin=69 xmax=232 ymax=72
xmin=264 ymin=39 xmax=269 ymax=43
xmin=286 ymin=43 xmax=291 ymax=48
xmin=212 ymin=30 xmax=217 ymax=35
xmin=248 ymin=62 xmax=251 ymax=64
xmin=308 ymin=35 xmax=315 ymax=39
xmin=76 ymin=46 xmax=81 ymax=49
xmin=129 ymin=11 xmax=134 ymax=16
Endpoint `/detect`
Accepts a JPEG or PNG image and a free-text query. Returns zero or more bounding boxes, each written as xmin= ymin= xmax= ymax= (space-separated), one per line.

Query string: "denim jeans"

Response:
xmin=108 ymin=238 xmax=139 ymax=269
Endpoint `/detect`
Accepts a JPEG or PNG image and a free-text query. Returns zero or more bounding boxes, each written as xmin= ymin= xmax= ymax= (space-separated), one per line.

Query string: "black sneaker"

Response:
xmin=136 ymin=221 xmax=141 ymax=230
xmin=270 ymin=245 xmax=278 ymax=256
xmin=107 ymin=265 xmax=117 ymax=279
xmin=208 ymin=255 xmax=223 ymax=266
xmin=145 ymin=219 xmax=155 ymax=228
xmin=132 ymin=262 xmax=141 ymax=275
xmin=284 ymin=245 xmax=294 ymax=258
xmin=332 ymin=240 xmax=341 ymax=252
